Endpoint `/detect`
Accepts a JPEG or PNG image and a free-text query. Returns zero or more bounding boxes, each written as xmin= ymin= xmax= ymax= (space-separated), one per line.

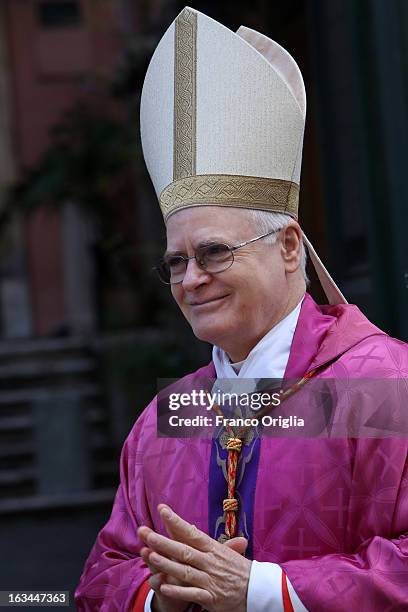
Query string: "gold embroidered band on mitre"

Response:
xmin=159 ymin=174 xmax=299 ymax=221
xmin=174 ymin=8 xmax=197 ymax=180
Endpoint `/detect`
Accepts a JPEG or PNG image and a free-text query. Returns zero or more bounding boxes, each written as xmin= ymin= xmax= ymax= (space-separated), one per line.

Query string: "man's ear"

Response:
xmin=281 ymin=223 xmax=302 ymax=273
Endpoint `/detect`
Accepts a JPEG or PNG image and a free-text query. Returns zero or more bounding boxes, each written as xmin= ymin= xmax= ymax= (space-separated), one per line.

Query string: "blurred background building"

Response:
xmin=0 ymin=0 xmax=407 ymax=606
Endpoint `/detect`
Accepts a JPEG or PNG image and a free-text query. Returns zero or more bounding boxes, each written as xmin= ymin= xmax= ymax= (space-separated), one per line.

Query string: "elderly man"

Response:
xmin=75 ymin=7 xmax=408 ymax=611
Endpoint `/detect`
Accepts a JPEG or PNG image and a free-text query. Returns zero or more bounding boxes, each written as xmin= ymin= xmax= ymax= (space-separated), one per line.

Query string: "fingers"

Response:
xmin=141 ymin=544 xmax=191 ymax=592
xmin=148 ymin=570 xmax=186 ymax=592
xmin=159 ymin=583 xmax=211 ymax=608
xmin=138 ymin=526 xmax=207 ymax=570
xmin=141 ymin=545 xmax=167 ymax=591
xmin=141 ymin=546 xmax=163 ymax=590
xmin=149 ymin=572 xmax=165 ymax=591
xmin=147 ymin=550 xmax=208 ymax=588
xmin=157 ymin=505 xmax=214 ymax=553
xmin=140 ymin=546 xmax=160 ymax=573
xmin=224 ymin=537 xmax=248 ymax=555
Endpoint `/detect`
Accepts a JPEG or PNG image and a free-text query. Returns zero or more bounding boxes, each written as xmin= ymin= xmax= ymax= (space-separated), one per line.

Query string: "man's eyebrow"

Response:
xmin=163 ymin=237 xmax=228 ymax=258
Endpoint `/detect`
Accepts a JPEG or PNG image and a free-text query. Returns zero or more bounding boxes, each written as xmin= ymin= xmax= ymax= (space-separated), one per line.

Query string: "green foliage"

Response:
xmin=1 ymin=102 xmax=133 ymax=235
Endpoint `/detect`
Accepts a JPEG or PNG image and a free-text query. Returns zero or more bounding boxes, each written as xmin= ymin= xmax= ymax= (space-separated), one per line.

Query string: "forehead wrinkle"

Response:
xmin=164 ymin=234 xmax=234 ymax=257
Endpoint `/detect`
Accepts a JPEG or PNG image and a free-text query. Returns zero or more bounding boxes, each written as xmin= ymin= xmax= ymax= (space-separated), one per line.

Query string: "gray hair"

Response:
xmin=242 ymin=209 xmax=309 ymax=285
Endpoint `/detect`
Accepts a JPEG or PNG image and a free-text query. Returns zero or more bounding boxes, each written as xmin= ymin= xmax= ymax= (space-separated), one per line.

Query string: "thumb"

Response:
xmin=224 ymin=536 xmax=248 ymax=555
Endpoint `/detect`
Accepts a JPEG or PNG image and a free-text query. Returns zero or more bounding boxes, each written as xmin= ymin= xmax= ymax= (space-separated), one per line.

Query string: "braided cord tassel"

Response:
xmin=223 ymin=437 xmax=242 ymax=538
xmin=209 ymin=366 xmax=322 ymax=544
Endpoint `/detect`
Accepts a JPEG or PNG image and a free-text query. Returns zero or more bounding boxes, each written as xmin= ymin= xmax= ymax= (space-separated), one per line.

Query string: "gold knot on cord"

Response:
xmin=223 ymin=498 xmax=238 ymax=512
xmin=227 ymin=437 xmax=242 ymax=452
xmin=218 ymin=533 xmax=230 ymax=544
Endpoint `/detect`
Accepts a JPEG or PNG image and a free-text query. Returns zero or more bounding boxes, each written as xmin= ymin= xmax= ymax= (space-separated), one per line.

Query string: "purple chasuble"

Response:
xmin=75 ymin=294 xmax=408 ymax=611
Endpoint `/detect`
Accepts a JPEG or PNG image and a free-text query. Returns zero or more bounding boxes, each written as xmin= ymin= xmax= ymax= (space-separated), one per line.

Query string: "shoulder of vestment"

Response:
xmin=323 ymin=332 xmax=408 ymax=378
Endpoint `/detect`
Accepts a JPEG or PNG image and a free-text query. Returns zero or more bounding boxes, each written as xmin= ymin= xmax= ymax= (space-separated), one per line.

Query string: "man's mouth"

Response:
xmin=189 ymin=295 xmax=229 ymax=306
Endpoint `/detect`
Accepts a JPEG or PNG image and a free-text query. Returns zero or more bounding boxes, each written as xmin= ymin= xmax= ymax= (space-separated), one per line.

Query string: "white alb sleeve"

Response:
xmin=247 ymin=561 xmax=308 ymax=611
xmin=144 ymin=589 xmax=154 ymax=611
xmin=247 ymin=561 xmax=284 ymax=611
xmin=145 ymin=589 xmax=195 ymax=611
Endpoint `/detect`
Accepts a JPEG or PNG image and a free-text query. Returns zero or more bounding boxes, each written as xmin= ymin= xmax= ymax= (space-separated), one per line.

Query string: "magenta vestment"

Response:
xmin=75 ymin=294 xmax=408 ymax=611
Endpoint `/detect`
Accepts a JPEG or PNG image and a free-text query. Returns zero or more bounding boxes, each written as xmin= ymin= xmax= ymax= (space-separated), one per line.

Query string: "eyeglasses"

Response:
xmin=154 ymin=228 xmax=281 ymax=285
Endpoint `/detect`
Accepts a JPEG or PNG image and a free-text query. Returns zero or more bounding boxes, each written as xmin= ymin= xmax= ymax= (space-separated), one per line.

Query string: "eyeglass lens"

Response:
xmin=157 ymin=243 xmax=233 ymax=284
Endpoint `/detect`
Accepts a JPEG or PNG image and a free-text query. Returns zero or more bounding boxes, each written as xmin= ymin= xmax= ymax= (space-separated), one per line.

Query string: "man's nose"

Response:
xmin=181 ymin=257 xmax=211 ymax=290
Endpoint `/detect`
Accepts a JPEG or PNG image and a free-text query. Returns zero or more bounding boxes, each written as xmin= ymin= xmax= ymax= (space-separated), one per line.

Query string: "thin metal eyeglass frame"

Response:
xmin=154 ymin=227 xmax=282 ymax=285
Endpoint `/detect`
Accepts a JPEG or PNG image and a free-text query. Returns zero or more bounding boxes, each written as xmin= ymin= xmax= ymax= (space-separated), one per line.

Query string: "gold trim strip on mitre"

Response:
xmin=159 ymin=175 xmax=299 ymax=220
xmin=173 ymin=8 xmax=197 ymax=180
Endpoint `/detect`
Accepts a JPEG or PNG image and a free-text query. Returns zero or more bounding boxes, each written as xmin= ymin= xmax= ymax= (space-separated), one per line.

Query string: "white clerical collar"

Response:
xmin=212 ymin=296 xmax=304 ymax=380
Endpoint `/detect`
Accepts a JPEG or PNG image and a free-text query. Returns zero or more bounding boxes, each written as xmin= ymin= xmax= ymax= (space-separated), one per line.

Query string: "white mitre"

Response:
xmin=140 ymin=6 xmax=346 ymax=305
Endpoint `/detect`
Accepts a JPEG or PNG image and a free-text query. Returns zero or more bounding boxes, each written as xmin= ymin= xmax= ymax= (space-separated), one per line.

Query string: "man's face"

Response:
xmin=165 ymin=207 xmax=298 ymax=360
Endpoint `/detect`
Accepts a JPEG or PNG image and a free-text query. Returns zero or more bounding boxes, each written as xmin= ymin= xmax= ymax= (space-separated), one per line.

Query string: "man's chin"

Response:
xmin=190 ymin=320 xmax=229 ymax=346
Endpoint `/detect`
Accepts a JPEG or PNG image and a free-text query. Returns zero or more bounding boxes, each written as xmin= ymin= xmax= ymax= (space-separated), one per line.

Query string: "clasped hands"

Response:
xmin=138 ymin=504 xmax=251 ymax=612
